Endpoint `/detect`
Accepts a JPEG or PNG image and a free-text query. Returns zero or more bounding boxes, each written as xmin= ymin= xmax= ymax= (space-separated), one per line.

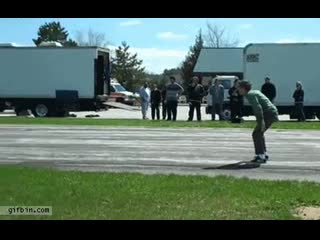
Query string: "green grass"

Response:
xmin=0 ymin=117 xmax=320 ymax=130
xmin=0 ymin=166 xmax=320 ymax=220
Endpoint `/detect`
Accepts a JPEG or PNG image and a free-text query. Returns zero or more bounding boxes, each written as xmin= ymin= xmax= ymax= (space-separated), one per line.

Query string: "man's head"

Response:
xmin=153 ymin=84 xmax=157 ymax=90
xmin=192 ymin=76 xmax=199 ymax=86
xmin=214 ymin=78 xmax=221 ymax=86
xmin=143 ymin=82 xmax=148 ymax=89
xmin=238 ymin=80 xmax=252 ymax=96
xmin=265 ymin=77 xmax=271 ymax=84
xmin=296 ymin=81 xmax=302 ymax=89
xmin=170 ymin=76 xmax=176 ymax=84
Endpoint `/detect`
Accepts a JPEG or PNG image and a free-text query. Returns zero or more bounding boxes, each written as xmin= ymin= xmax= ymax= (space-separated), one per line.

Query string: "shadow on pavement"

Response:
xmin=203 ymin=161 xmax=261 ymax=170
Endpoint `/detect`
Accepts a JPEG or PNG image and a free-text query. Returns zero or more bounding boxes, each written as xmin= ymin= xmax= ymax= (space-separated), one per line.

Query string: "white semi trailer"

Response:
xmin=0 ymin=44 xmax=110 ymax=117
xmin=243 ymin=43 xmax=320 ymax=120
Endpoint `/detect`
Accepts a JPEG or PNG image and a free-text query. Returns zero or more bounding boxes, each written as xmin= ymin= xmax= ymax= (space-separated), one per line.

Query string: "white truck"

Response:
xmin=0 ymin=44 xmax=111 ymax=117
xmin=243 ymin=43 xmax=320 ymax=120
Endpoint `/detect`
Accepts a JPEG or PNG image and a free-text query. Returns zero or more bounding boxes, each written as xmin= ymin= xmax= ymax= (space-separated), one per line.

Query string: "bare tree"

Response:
xmin=75 ymin=29 xmax=109 ymax=47
xmin=204 ymin=22 xmax=240 ymax=48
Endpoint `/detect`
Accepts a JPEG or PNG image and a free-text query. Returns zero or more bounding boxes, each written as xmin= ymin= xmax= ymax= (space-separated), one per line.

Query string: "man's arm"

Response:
xmin=157 ymin=91 xmax=162 ymax=102
xmin=175 ymin=83 xmax=184 ymax=98
xmin=199 ymin=85 xmax=205 ymax=98
xmin=179 ymin=84 xmax=184 ymax=95
xmin=247 ymin=94 xmax=265 ymax=131
xmin=273 ymin=84 xmax=277 ymax=99
xmin=209 ymin=86 xmax=214 ymax=96
xmin=139 ymin=89 xmax=146 ymax=102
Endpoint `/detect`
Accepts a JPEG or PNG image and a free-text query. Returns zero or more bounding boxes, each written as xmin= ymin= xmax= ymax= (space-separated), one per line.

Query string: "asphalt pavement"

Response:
xmin=1 ymin=125 xmax=320 ymax=182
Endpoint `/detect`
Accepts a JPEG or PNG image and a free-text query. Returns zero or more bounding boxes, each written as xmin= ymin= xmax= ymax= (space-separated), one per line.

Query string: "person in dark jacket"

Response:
xmin=150 ymin=84 xmax=161 ymax=120
xmin=261 ymin=77 xmax=277 ymax=103
xmin=293 ymin=81 xmax=305 ymax=122
xmin=187 ymin=76 xmax=205 ymax=121
xmin=228 ymin=78 xmax=243 ymax=123
xmin=161 ymin=86 xmax=167 ymax=120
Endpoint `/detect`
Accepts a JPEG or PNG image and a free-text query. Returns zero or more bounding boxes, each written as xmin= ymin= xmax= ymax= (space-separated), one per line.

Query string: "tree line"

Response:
xmin=32 ymin=21 xmax=239 ymax=92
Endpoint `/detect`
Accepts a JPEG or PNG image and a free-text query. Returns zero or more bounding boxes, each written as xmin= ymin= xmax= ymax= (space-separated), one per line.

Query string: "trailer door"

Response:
xmin=95 ymin=55 xmax=105 ymax=96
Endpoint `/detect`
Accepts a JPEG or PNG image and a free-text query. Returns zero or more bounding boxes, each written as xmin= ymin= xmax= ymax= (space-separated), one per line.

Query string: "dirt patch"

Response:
xmin=295 ymin=207 xmax=320 ymax=220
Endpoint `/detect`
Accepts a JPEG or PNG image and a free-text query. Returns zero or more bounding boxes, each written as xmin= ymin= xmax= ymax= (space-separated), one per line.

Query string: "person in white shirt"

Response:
xmin=139 ymin=82 xmax=150 ymax=120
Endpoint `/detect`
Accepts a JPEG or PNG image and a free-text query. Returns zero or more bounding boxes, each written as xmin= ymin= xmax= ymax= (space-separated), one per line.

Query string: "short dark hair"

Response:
xmin=170 ymin=76 xmax=176 ymax=81
xmin=238 ymin=80 xmax=252 ymax=92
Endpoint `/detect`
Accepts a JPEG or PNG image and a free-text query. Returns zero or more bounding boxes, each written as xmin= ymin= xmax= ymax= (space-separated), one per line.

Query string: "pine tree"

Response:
xmin=180 ymin=29 xmax=204 ymax=90
xmin=33 ymin=21 xmax=77 ymax=47
xmin=111 ymin=41 xmax=146 ymax=91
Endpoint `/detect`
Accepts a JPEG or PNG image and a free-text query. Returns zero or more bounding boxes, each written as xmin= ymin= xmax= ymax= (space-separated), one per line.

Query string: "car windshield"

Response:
xmin=221 ymin=79 xmax=232 ymax=89
xmin=113 ymin=84 xmax=127 ymax=92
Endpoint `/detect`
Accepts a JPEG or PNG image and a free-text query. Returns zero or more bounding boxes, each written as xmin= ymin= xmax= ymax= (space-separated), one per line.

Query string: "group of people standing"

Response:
xmin=139 ymin=75 xmax=306 ymax=122
xmin=139 ymin=75 xmax=240 ymax=122
xmin=139 ymin=76 xmax=184 ymax=121
xmin=261 ymin=77 xmax=306 ymax=122
xmin=138 ymin=75 xmax=308 ymax=165
xmin=188 ymin=76 xmax=232 ymax=122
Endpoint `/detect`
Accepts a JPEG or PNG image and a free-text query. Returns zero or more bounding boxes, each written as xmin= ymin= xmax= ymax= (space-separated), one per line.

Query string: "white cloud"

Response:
xmin=156 ymin=32 xmax=188 ymax=40
xmin=276 ymin=38 xmax=320 ymax=43
xmin=239 ymin=24 xmax=253 ymax=30
xmin=108 ymin=45 xmax=187 ymax=73
xmin=119 ymin=20 xmax=142 ymax=27
xmin=131 ymin=47 xmax=187 ymax=73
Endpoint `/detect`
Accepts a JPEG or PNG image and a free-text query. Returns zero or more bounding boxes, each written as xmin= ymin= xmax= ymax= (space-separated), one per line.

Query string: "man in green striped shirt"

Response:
xmin=238 ymin=81 xmax=279 ymax=163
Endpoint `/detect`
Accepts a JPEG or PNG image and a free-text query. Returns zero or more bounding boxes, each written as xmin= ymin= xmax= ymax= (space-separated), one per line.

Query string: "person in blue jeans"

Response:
xmin=209 ymin=78 xmax=225 ymax=121
xmin=166 ymin=76 xmax=184 ymax=121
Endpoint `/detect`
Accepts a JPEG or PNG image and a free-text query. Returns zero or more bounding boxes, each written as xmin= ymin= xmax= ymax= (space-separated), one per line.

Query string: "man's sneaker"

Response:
xmin=251 ymin=155 xmax=267 ymax=164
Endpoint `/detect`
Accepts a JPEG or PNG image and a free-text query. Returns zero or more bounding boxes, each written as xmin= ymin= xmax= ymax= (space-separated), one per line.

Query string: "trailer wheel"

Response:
xmin=32 ymin=104 xmax=50 ymax=117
